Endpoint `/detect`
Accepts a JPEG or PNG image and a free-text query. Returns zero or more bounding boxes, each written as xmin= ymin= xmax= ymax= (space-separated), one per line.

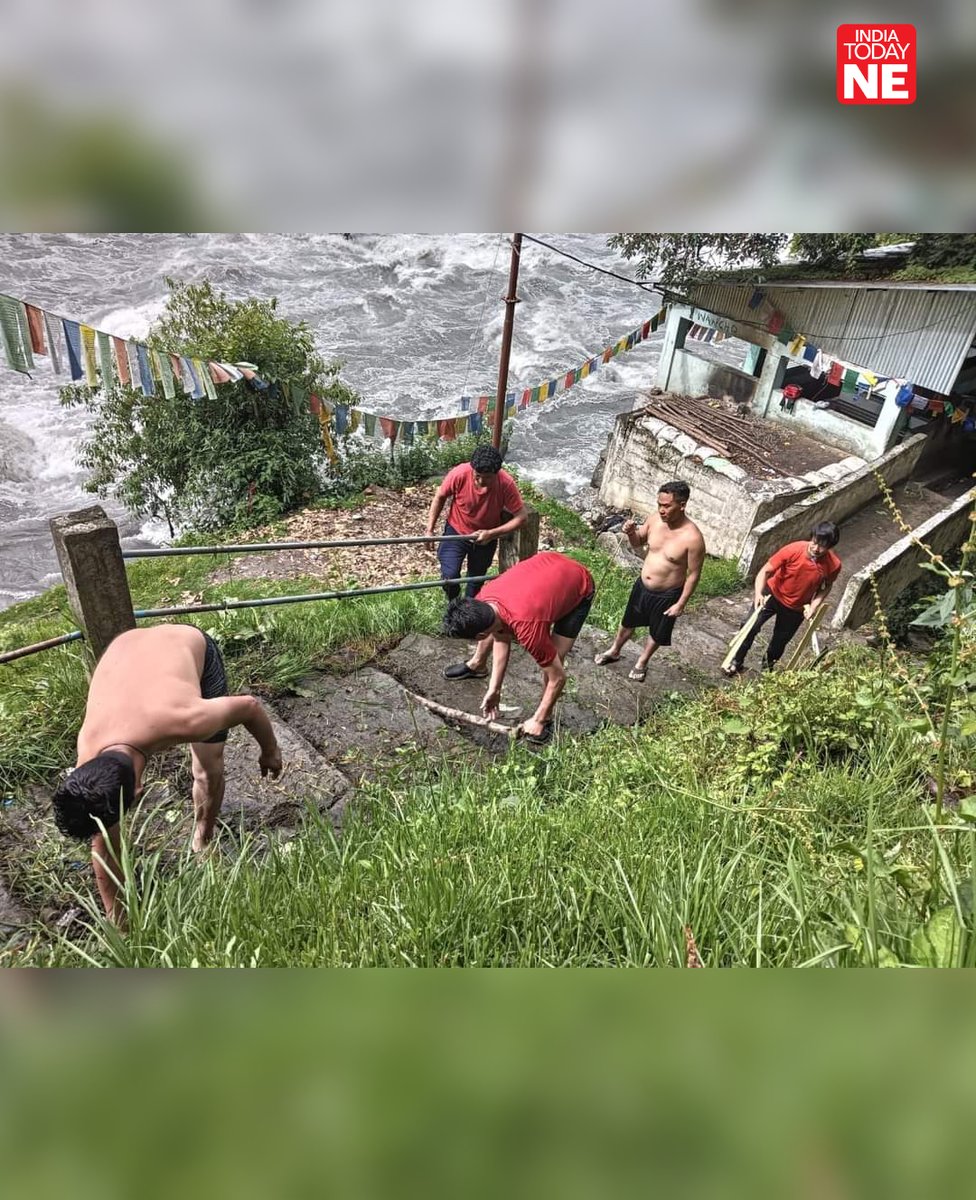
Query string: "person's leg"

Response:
xmin=437 ymin=524 xmax=469 ymax=601
xmin=595 ymin=580 xmax=644 ymax=663
xmin=732 ymin=601 xmax=776 ymax=669
xmin=464 ymin=538 xmax=498 ymax=598
xmin=631 ymin=635 xmax=661 ymax=678
xmin=763 ymin=604 xmax=805 ymax=669
xmin=189 ymin=741 xmax=226 ymax=853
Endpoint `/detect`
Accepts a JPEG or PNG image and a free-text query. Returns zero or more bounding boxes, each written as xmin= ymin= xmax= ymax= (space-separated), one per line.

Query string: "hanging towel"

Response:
xmin=0 ymin=296 xmax=30 ymax=374
xmin=44 ymin=312 xmax=63 ymax=374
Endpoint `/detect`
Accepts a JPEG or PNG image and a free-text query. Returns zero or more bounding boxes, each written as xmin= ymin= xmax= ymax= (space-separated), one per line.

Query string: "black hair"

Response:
xmin=470 ymin=445 xmax=504 ymax=475
xmin=51 ymin=751 xmax=135 ymax=840
xmin=659 ymin=480 xmax=690 ymax=504
xmin=442 ymin=598 xmax=496 ymax=639
xmin=810 ymin=521 xmax=840 ymax=548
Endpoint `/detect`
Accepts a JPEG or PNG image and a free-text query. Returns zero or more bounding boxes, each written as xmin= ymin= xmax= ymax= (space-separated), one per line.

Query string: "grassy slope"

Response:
xmin=2 ymin=491 xmax=972 ymax=967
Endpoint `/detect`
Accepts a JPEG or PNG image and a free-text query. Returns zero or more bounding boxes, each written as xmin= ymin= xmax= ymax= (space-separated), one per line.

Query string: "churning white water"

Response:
xmin=0 ymin=232 xmax=671 ymax=608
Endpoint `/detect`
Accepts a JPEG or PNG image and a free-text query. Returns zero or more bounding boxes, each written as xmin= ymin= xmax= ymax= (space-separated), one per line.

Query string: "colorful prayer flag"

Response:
xmin=44 ymin=312 xmax=63 ymax=374
xmin=24 ymin=304 xmax=46 ymax=354
xmin=0 ymin=296 xmax=30 ymax=374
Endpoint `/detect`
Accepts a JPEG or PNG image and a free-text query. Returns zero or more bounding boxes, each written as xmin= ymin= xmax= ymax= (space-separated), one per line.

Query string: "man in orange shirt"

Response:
xmin=721 ymin=522 xmax=841 ymax=676
xmin=425 ymin=445 xmax=527 ymax=600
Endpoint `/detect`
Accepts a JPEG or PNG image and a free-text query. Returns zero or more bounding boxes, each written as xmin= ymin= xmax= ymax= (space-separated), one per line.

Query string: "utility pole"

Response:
xmin=491 ymin=233 xmax=522 ymax=451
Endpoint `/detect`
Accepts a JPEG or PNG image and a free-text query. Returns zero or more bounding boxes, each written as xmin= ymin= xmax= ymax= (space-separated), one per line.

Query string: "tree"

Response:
xmin=609 ymin=233 xmax=976 ymax=287
xmin=61 ymin=279 xmax=358 ymax=533
xmin=608 ymin=234 xmax=787 ymax=286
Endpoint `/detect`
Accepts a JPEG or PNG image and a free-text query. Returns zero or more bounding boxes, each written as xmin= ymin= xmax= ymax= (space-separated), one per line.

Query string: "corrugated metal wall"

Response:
xmin=687 ymin=284 xmax=976 ymax=394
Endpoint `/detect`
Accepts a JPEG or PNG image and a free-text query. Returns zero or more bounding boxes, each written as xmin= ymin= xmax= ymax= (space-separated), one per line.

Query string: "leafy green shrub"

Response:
xmin=61 ymin=279 xmax=358 ymax=533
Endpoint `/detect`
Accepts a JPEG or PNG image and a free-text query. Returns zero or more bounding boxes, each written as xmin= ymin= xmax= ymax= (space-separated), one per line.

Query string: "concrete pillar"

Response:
xmin=752 ymin=348 xmax=788 ymax=419
xmin=655 ymin=305 xmax=689 ymax=392
xmin=498 ymin=506 xmax=540 ymax=572
xmin=50 ymin=506 xmax=135 ymax=663
xmin=872 ymin=392 xmax=911 ymax=456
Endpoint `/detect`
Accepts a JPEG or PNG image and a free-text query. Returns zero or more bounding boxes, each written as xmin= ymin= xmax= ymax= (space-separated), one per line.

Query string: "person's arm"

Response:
xmin=472 ymin=506 xmax=527 ymax=545
xmin=621 ymin=517 xmax=649 ymax=551
xmin=425 ymin=491 xmax=449 ymax=551
xmin=666 ymin=536 xmax=706 ymax=617
xmin=808 ymin=574 xmax=837 ymax=615
xmin=92 ymin=823 xmax=124 ymax=924
xmin=753 ymin=559 xmax=775 ymax=608
xmin=194 ymin=695 xmax=282 ymax=777
xmin=480 ymin=636 xmax=512 ymax=721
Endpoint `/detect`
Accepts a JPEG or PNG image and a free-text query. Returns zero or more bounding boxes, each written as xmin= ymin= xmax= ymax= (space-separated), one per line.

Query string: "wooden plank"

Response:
xmin=721 ymin=601 xmax=768 ymax=672
xmin=781 ymin=603 xmax=830 ymax=671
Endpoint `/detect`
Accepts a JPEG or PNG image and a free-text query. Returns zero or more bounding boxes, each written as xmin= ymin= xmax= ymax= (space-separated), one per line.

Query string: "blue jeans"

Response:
xmin=437 ymin=521 xmax=497 ymax=600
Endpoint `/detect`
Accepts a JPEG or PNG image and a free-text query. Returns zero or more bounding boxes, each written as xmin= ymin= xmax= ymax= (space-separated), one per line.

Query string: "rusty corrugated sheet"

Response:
xmin=686 ymin=283 xmax=976 ymax=393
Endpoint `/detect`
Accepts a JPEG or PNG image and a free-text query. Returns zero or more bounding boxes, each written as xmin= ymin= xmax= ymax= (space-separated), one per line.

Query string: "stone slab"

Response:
xmin=222 ymin=704 xmax=352 ymax=832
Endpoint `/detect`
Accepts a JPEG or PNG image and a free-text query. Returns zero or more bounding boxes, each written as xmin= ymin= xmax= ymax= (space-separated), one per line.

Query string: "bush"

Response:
xmin=61 ymin=279 xmax=359 ymax=533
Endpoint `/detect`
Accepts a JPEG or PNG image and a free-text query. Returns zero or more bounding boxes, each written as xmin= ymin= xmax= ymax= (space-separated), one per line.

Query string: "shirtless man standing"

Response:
xmin=593 ymin=480 xmax=706 ymax=681
xmin=51 ymin=623 xmax=282 ymax=923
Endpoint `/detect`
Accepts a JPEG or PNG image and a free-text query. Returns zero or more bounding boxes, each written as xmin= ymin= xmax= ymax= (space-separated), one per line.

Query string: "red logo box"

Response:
xmin=837 ymin=24 xmax=916 ymax=104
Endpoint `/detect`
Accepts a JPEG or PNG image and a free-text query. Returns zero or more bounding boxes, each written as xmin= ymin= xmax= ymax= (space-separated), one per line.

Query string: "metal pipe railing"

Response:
xmin=0 ymin=630 xmax=84 ymax=665
xmin=122 ymin=533 xmax=472 ymax=559
xmin=2 ymin=573 xmax=495 ymax=663
xmin=134 ymin=573 xmax=496 ymax=619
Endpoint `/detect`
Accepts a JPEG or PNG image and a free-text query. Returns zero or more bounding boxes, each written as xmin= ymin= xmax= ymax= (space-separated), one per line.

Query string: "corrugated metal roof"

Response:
xmin=686 ymin=283 xmax=976 ymax=393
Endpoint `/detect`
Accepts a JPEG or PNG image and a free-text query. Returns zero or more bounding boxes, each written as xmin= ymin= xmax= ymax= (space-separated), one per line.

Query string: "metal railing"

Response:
xmin=122 ymin=533 xmax=471 ymax=559
xmin=1 ymin=572 xmax=493 ymax=664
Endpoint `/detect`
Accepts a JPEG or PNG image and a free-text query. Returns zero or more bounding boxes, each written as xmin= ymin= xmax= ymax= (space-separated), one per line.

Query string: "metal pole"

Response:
xmin=491 ymin=233 xmax=522 ymax=451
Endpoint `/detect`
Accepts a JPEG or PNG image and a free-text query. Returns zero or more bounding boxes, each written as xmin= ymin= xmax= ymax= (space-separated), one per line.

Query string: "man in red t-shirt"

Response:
xmin=722 ymin=522 xmax=842 ymax=676
xmin=425 ymin=444 xmax=526 ymax=600
xmin=442 ymin=552 xmax=595 ymax=744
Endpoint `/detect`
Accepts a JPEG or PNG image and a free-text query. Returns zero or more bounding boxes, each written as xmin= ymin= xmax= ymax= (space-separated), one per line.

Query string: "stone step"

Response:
xmin=222 ymin=703 xmax=353 ymax=833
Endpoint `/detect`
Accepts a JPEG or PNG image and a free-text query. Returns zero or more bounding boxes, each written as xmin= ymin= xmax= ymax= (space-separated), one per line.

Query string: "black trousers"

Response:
xmin=734 ymin=589 xmax=805 ymax=670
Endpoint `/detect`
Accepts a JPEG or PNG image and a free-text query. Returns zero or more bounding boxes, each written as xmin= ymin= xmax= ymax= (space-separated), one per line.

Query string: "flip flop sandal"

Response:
xmin=443 ymin=663 xmax=489 ymax=680
xmin=593 ymin=651 xmax=621 ymax=666
xmin=628 ymin=666 xmax=647 ymax=682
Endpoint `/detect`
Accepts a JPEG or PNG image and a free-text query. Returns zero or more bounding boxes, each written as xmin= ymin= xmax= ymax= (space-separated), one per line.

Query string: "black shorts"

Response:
xmin=622 ymin=580 xmax=683 ymax=645
xmin=553 ymin=591 xmax=594 ymax=639
xmin=200 ymin=632 xmax=229 ymax=743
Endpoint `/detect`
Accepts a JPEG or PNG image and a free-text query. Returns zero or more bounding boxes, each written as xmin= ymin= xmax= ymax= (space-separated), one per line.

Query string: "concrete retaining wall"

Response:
xmin=666 ymin=348 xmax=758 ymax=408
xmin=738 ymin=434 xmax=927 ymax=578
xmin=832 ymin=490 xmax=974 ymax=629
xmin=597 ymin=411 xmax=803 ymax=559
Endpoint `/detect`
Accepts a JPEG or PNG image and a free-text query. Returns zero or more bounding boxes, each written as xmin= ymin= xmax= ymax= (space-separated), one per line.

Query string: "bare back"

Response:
xmin=640 ymin=515 xmax=706 ymax=590
xmin=77 ymin=625 xmax=213 ymax=760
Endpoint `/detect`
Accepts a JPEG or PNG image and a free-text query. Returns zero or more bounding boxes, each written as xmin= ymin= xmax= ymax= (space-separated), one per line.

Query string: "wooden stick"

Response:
xmin=721 ymin=600 xmax=767 ymax=672
xmin=781 ymin=603 xmax=829 ymax=671
xmin=402 ymin=687 xmax=518 ymax=738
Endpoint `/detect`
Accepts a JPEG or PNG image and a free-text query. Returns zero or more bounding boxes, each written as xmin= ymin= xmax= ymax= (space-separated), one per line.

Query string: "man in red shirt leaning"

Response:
xmin=425 ymin=444 xmax=527 ymax=600
xmin=442 ymin=551 xmax=595 ymax=744
xmin=721 ymin=521 xmax=841 ymax=677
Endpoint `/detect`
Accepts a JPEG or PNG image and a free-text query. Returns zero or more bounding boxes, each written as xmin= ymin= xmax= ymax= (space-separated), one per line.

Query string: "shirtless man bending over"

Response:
xmin=51 ymin=623 xmax=282 ymax=922
xmin=594 ymin=480 xmax=706 ymax=681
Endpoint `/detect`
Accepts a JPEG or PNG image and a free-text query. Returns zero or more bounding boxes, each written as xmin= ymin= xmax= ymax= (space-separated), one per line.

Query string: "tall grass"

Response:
xmin=10 ymin=659 xmax=972 ymax=968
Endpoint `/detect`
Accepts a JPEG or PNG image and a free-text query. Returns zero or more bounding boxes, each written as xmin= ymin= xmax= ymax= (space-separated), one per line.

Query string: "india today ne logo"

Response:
xmin=837 ymin=24 xmax=916 ymax=104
